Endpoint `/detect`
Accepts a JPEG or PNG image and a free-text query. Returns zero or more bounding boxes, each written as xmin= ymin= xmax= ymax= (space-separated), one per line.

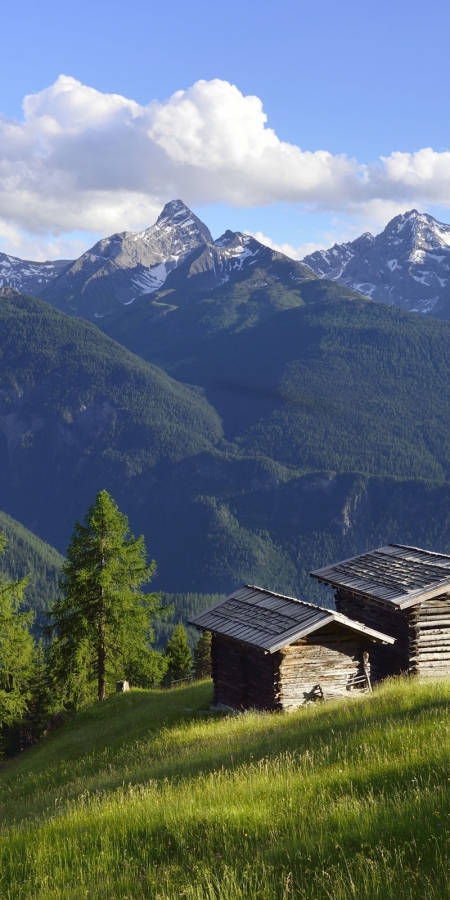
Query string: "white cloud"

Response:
xmin=0 ymin=219 xmax=92 ymax=261
xmin=2 ymin=75 xmax=450 ymax=257
xmin=245 ymin=231 xmax=331 ymax=261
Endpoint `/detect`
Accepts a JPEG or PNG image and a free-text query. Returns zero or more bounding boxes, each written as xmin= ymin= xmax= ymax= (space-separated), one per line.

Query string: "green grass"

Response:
xmin=2 ymin=678 xmax=450 ymax=898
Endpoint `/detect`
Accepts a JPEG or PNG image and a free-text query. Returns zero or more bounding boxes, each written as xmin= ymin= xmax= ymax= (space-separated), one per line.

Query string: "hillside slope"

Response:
xmin=0 ymin=287 xmax=222 ymax=551
xmin=101 ymin=256 xmax=364 ymax=366
xmin=0 ymin=509 xmax=63 ymax=629
xmin=181 ymin=297 xmax=450 ymax=480
xmin=1 ymin=678 xmax=450 ymax=899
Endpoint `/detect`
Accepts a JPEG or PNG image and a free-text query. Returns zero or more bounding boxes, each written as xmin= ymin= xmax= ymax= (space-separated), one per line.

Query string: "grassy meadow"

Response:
xmin=2 ymin=677 xmax=450 ymax=899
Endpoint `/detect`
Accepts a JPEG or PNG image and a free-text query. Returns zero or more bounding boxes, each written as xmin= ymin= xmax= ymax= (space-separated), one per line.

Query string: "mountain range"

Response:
xmin=3 ymin=203 xmax=450 ymax=324
xmin=0 ymin=200 xmax=362 ymax=324
xmin=302 ymin=209 xmax=450 ymax=318
xmin=39 ymin=200 xmax=336 ymax=321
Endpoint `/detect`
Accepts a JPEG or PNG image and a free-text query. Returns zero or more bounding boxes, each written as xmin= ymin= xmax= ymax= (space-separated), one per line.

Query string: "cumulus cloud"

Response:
xmin=1 ymin=74 xmax=450 ymax=255
xmin=245 ymin=231 xmax=330 ymax=261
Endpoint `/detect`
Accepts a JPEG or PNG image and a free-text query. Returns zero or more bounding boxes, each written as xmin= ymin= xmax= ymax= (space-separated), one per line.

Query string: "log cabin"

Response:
xmin=189 ymin=585 xmax=394 ymax=711
xmin=311 ymin=544 xmax=450 ymax=682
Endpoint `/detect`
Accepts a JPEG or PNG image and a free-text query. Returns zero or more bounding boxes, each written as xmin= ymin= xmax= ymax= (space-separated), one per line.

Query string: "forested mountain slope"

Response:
xmin=0 ymin=509 xmax=63 ymax=629
xmin=101 ymin=256 xmax=364 ymax=366
xmin=3 ymin=287 xmax=450 ymax=602
xmin=181 ymin=297 xmax=450 ymax=480
xmin=0 ymin=287 xmax=222 ymax=551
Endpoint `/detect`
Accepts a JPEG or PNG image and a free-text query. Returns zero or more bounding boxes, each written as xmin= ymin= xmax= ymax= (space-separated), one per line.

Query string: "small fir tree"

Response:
xmin=0 ymin=533 xmax=34 ymax=752
xmin=20 ymin=640 xmax=54 ymax=748
xmin=165 ymin=623 xmax=192 ymax=681
xmin=123 ymin=645 xmax=168 ymax=688
xmin=193 ymin=630 xmax=212 ymax=679
xmin=47 ymin=490 xmax=164 ymax=702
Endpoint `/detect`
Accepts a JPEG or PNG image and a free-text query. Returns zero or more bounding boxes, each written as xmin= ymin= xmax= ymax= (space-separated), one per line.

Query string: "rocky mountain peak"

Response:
xmin=41 ymin=200 xmax=214 ymax=313
xmin=382 ymin=209 xmax=450 ymax=255
xmin=214 ymin=230 xmax=236 ymax=248
xmin=157 ymin=199 xmax=195 ymax=222
xmin=145 ymin=199 xmax=213 ymax=247
xmin=302 ymin=209 xmax=450 ymax=317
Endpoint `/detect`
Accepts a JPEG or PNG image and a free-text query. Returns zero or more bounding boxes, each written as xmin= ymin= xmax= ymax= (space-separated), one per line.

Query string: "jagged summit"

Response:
xmin=383 ymin=209 xmax=450 ymax=253
xmin=7 ymin=200 xmax=354 ymax=321
xmin=302 ymin=209 xmax=450 ymax=318
xmin=38 ymin=202 xmax=319 ymax=318
xmin=41 ymin=200 xmax=214 ymax=315
xmin=161 ymin=199 xmax=190 ymax=217
xmin=0 ymin=253 xmax=72 ymax=296
xmin=145 ymin=199 xmax=213 ymax=245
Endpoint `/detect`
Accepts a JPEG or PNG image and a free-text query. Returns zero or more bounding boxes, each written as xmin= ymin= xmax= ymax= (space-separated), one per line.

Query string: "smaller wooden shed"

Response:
xmin=311 ymin=544 xmax=450 ymax=681
xmin=189 ymin=585 xmax=394 ymax=711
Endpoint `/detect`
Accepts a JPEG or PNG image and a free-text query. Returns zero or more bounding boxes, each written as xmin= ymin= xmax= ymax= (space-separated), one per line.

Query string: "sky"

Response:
xmin=1 ymin=0 xmax=450 ymax=260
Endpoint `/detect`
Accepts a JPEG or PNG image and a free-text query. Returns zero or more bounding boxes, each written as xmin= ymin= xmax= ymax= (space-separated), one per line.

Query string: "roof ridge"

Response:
xmin=189 ymin=584 xmax=395 ymax=650
xmin=245 ymin=583 xmax=331 ymax=615
xmin=389 ymin=543 xmax=450 ymax=561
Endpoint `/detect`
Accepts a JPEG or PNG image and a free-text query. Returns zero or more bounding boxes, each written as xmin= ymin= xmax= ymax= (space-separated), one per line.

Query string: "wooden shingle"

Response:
xmin=311 ymin=544 xmax=450 ymax=607
xmin=189 ymin=584 xmax=394 ymax=653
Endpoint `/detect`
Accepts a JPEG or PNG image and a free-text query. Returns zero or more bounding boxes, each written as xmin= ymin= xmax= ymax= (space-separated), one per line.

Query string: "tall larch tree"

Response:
xmin=48 ymin=490 xmax=163 ymax=702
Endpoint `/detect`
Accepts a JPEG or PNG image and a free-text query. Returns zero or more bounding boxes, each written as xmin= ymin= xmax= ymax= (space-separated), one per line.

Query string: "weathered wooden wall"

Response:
xmin=275 ymin=623 xmax=369 ymax=710
xmin=407 ymin=594 xmax=450 ymax=677
xmin=211 ymin=624 xmax=371 ymax=712
xmin=335 ymin=589 xmax=409 ymax=682
xmin=336 ymin=589 xmax=450 ymax=680
xmin=211 ymin=634 xmax=276 ymax=711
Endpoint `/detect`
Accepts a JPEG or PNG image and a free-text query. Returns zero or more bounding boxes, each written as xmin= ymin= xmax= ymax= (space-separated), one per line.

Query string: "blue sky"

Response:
xmin=1 ymin=0 xmax=450 ymax=258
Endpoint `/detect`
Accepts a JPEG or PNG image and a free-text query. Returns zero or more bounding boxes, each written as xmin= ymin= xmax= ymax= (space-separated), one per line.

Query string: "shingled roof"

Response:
xmin=188 ymin=585 xmax=394 ymax=653
xmin=310 ymin=544 xmax=450 ymax=608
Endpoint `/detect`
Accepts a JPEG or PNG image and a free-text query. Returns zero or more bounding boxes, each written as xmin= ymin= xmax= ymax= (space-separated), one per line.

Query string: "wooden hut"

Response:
xmin=189 ymin=585 xmax=394 ymax=711
xmin=311 ymin=544 xmax=450 ymax=681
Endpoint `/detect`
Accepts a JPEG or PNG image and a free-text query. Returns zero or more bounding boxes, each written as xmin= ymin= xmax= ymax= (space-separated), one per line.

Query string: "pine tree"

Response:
xmin=0 ymin=533 xmax=34 ymax=751
xmin=20 ymin=640 xmax=53 ymax=747
xmin=47 ymin=490 xmax=164 ymax=702
xmin=193 ymin=630 xmax=212 ymax=679
xmin=164 ymin=624 xmax=192 ymax=681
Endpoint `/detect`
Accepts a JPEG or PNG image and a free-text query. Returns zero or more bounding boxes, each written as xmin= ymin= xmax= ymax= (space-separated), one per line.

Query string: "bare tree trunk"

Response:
xmin=98 ymin=615 xmax=106 ymax=701
xmin=98 ymin=550 xmax=106 ymax=701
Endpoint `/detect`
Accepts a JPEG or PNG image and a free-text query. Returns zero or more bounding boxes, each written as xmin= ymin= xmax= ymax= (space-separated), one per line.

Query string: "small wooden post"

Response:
xmin=362 ymin=652 xmax=372 ymax=692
